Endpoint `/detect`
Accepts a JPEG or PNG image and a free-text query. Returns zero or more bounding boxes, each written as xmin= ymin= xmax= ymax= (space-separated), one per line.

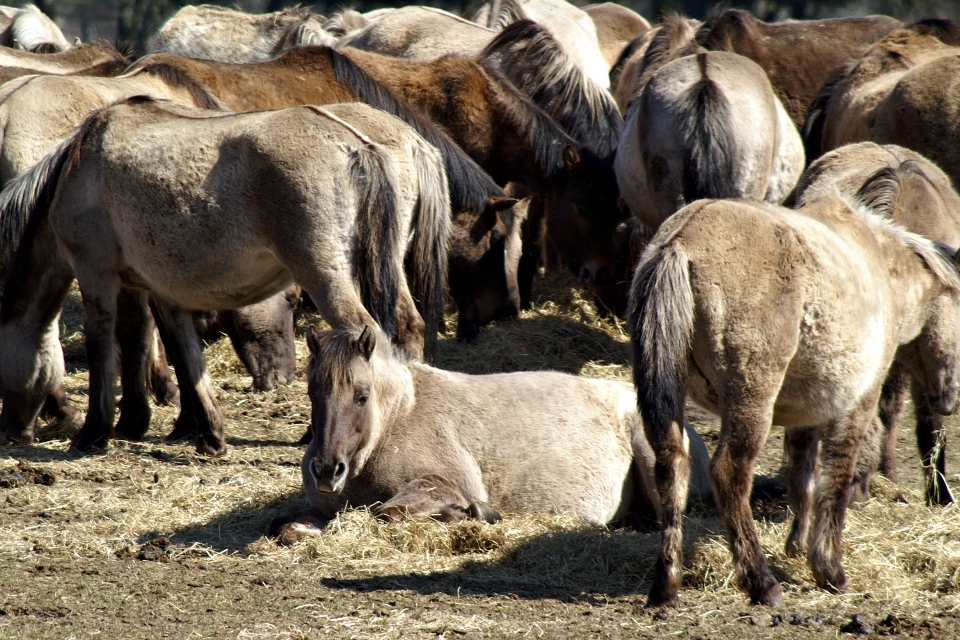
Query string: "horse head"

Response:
xmin=449 ymin=196 xmax=522 ymax=342
xmin=305 ymin=325 xmax=383 ymax=494
xmin=221 ymin=285 xmax=300 ymax=392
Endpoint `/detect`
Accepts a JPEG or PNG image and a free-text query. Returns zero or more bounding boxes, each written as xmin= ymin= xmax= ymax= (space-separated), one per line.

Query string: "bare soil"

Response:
xmin=1 ymin=273 xmax=959 ymax=639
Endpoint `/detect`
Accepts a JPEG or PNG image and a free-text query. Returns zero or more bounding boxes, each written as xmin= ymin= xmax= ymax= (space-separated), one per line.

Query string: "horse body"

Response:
xmin=793 ymin=141 xmax=960 ymax=504
xmin=0 ymin=43 xmax=127 ymax=75
xmin=0 ymin=99 xmax=447 ymax=455
xmin=630 ymin=196 xmax=960 ymax=605
xmin=271 ymin=325 xmax=712 ymax=540
xmin=615 ymin=49 xmax=803 ymax=232
xmin=0 ymin=4 xmax=69 ymax=52
xmin=696 ymin=9 xmax=902 ymax=128
xmin=583 ymin=3 xmax=650 ymax=71
xmin=149 ymin=4 xmax=335 ymax=63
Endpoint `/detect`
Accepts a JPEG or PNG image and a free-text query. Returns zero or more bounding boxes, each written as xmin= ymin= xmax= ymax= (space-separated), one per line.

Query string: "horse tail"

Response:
xmin=0 ymin=105 xmax=102 ymax=278
xmin=348 ymin=142 xmax=402 ymax=340
xmin=802 ymin=64 xmax=846 ymax=162
xmin=408 ymin=136 xmax=451 ymax=361
xmin=679 ymin=52 xmax=735 ymax=203
xmin=628 ymin=229 xmax=693 ymax=452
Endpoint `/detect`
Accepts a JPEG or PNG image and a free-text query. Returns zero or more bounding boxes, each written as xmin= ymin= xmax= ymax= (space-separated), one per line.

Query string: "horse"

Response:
xmin=126 ymin=45 xmax=623 ymax=327
xmin=695 ymin=9 xmax=902 ymax=129
xmin=0 ymin=98 xmax=449 ymax=456
xmin=614 ymin=26 xmax=804 ymax=233
xmin=791 ymin=141 xmax=960 ymax=505
xmin=474 ymin=0 xmax=610 ymax=90
xmin=804 ymin=27 xmax=960 ymax=188
xmin=583 ymin=3 xmax=650 ymax=71
xmin=629 ymin=196 xmax=960 ymax=606
xmin=0 ymin=4 xmax=70 ymax=52
xmin=339 ymin=6 xmax=498 ymax=61
xmin=268 ymin=324 xmax=714 ymax=543
xmin=0 ymin=42 xmax=129 ymax=76
xmin=148 ymin=4 xmax=336 ymax=63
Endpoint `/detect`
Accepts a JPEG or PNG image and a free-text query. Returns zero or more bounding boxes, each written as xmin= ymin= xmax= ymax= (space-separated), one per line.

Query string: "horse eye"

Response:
xmin=356 ymin=393 xmax=369 ymax=406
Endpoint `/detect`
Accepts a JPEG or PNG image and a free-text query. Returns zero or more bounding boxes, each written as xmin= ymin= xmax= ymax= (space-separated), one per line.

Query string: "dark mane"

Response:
xmin=329 ymin=47 xmax=506 ymax=215
xmin=639 ymin=14 xmax=697 ymax=79
xmin=480 ymin=20 xmax=622 ymax=158
xmin=801 ymin=61 xmax=854 ymax=161
xmin=610 ymin=31 xmax=648 ymax=91
xmin=127 ymin=59 xmax=227 ymax=111
xmin=855 ymin=160 xmax=939 ymax=218
xmin=909 ymin=17 xmax=960 ymax=44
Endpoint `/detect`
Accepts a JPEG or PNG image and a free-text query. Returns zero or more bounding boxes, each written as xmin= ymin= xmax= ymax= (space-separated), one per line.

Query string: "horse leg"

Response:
xmin=914 ymin=384 xmax=954 ymax=505
xmin=711 ymin=401 xmax=782 ymax=606
xmin=849 ymin=417 xmax=881 ymax=504
xmin=146 ymin=312 xmax=180 ymax=407
xmin=112 ymin=288 xmax=152 ymax=442
xmin=40 ymin=384 xmax=80 ymax=424
xmin=808 ymin=398 xmax=875 ymax=593
xmin=645 ymin=410 xmax=691 ymax=607
xmin=784 ymin=426 xmax=821 ymax=557
xmin=374 ymin=475 xmax=500 ymax=523
xmin=151 ymin=300 xmax=226 ymax=456
xmin=394 ymin=283 xmax=426 ymax=361
xmin=70 ymin=278 xmax=122 ymax=452
xmin=268 ymin=509 xmax=331 ymax=545
xmin=877 ymin=366 xmax=909 ymax=482
xmin=0 ymin=229 xmax=73 ymax=444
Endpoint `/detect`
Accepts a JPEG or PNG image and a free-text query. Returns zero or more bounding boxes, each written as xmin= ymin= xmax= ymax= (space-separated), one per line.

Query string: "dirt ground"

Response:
xmin=1 ymin=273 xmax=960 ymax=639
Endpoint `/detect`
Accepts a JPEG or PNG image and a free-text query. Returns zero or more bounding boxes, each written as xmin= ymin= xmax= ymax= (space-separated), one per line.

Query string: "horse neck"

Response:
xmin=370 ymin=351 xmax=416 ymax=429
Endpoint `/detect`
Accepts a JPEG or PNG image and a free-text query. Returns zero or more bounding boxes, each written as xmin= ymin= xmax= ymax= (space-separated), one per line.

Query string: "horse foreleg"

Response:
xmin=850 ymin=417 xmax=881 ymax=504
xmin=151 ymin=300 xmax=226 ymax=456
xmin=146 ymin=312 xmax=180 ymax=407
xmin=394 ymin=284 xmax=426 ymax=361
xmin=112 ymin=288 xmax=152 ymax=442
xmin=808 ymin=399 xmax=874 ymax=594
xmin=914 ymin=384 xmax=954 ymax=506
xmin=268 ymin=508 xmax=331 ymax=545
xmin=39 ymin=384 xmax=80 ymax=424
xmin=70 ymin=279 xmax=121 ymax=452
xmin=784 ymin=426 xmax=821 ymax=557
xmin=711 ymin=403 xmax=782 ymax=606
xmin=374 ymin=476 xmax=501 ymax=524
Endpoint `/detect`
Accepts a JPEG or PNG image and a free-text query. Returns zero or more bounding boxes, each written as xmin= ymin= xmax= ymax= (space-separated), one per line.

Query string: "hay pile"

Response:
xmin=3 ymin=270 xmax=960 ymax=630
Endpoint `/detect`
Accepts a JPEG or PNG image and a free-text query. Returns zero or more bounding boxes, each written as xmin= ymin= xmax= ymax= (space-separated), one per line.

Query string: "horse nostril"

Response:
xmin=333 ymin=461 xmax=346 ymax=479
xmin=310 ymin=460 xmax=321 ymax=481
xmin=578 ymin=265 xmax=592 ymax=283
xmin=595 ymin=267 xmax=613 ymax=287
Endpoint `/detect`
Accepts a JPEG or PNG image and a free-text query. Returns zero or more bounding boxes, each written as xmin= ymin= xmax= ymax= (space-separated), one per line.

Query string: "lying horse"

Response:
xmin=0 ymin=98 xmax=448 ymax=455
xmin=269 ymin=324 xmax=713 ymax=542
xmin=630 ymin=196 xmax=960 ymax=606
xmin=791 ymin=141 xmax=960 ymax=505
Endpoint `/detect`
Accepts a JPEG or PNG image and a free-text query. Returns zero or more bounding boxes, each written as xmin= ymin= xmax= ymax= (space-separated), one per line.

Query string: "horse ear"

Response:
xmin=488 ymin=196 xmax=519 ymax=213
xmin=356 ymin=325 xmax=376 ymax=361
xmin=563 ymin=146 xmax=581 ymax=174
xmin=306 ymin=325 xmax=321 ymax=357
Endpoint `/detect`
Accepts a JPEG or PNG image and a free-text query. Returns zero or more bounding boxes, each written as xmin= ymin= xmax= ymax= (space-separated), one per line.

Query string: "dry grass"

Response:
xmin=2 ymin=271 xmax=960 ymax=638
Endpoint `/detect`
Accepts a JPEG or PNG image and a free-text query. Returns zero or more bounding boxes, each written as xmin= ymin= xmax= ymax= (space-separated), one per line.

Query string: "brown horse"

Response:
xmin=791 ymin=141 xmax=960 ymax=505
xmin=630 ymin=196 xmax=960 ymax=605
xmin=126 ymin=44 xmax=623 ymax=327
xmin=695 ymin=9 xmax=902 ymax=128
xmin=269 ymin=324 xmax=713 ymax=542
xmin=804 ymin=26 xmax=960 ymax=190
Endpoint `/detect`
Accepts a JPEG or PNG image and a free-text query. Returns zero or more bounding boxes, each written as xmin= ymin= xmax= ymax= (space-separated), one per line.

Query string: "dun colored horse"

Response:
xmin=0 ymin=4 xmax=70 ymax=52
xmin=0 ymin=98 xmax=448 ymax=455
xmin=791 ymin=141 xmax=960 ymax=505
xmin=269 ymin=324 xmax=713 ymax=542
xmin=630 ymin=196 xmax=960 ymax=605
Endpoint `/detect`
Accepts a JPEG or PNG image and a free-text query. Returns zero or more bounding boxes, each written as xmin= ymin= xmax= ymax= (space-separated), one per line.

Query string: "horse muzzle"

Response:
xmin=311 ymin=459 xmax=348 ymax=494
xmin=930 ymin=390 xmax=959 ymax=416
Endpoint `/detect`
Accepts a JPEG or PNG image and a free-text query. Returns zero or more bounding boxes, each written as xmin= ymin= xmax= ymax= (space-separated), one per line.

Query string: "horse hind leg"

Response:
xmin=808 ymin=398 xmax=876 ymax=593
xmin=146 ymin=312 xmax=180 ymax=407
xmin=711 ymin=400 xmax=783 ymax=606
xmin=111 ymin=288 xmax=152 ymax=442
xmin=877 ymin=366 xmax=910 ymax=483
xmin=151 ymin=300 xmax=226 ymax=456
xmin=914 ymin=384 xmax=954 ymax=506
xmin=784 ymin=426 xmax=821 ymax=557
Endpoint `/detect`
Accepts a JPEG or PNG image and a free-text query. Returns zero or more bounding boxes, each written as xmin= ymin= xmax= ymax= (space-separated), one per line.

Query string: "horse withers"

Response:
xmin=269 ymin=324 xmax=713 ymax=542
xmin=630 ymin=196 xmax=960 ymax=606
xmin=0 ymin=98 xmax=448 ymax=455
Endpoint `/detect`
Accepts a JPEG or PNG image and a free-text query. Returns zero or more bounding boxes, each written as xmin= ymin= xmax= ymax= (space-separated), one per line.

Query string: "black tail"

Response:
xmin=348 ymin=143 xmax=402 ymax=339
xmin=679 ymin=52 xmax=735 ymax=203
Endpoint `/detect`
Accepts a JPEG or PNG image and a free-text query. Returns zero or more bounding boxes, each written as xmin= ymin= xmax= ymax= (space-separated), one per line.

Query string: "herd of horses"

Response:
xmin=0 ymin=0 xmax=958 ymax=609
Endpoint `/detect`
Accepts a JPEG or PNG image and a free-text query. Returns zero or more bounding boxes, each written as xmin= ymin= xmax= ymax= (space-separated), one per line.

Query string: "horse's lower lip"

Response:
xmin=315 ymin=479 xmax=344 ymax=494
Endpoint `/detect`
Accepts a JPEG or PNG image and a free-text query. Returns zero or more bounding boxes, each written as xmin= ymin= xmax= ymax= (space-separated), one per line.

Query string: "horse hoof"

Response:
xmin=69 ymin=430 xmax=109 ymax=453
xmin=815 ymin=570 xmax=850 ymax=594
xmin=153 ymin=385 xmax=181 ymax=408
xmin=784 ymin=536 xmax=806 ymax=559
xmin=164 ymin=419 xmax=195 ymax=443
xmin=469 ymin=501 xmax=502 ymax=524
xmin=195 ymin=437 xmax=226 ymax=457
xmin=751 ymin=581 xmax=784 ymax=607
xmin=926 ymin=484 xmax=955 ymax=506
xmin=113 ymin=412 xmax=150 ymax=442
xmin=645 ymin=591 xmax=680 ymax=609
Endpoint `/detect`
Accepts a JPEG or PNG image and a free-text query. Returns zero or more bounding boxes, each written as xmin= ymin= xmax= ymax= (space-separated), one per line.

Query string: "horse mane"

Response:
xmin=270 ymin=15 xmax=337 ymax=55
xmin=322 ymin=9 xmax=371 ymax=37
xmin=329 ymin=47 xmax=507 ymax=215
xmin=845 ymin=195 xmax=960 ymax=292
xmin=478 ymin=0 xmax=527 ymax=31
xmin=127 ymin=60 xmax=227 ymax=111
xmin=309 ymin=327 xmax=414 ymax=390
xmin=610 ymin=31 xmax=649 ymax=90
xmin=854 ymin=161 xmax=925 ymax=218
xmin=480 ymin=19 xmax=622 ymax=158
xmin=638 ymin=14 xmax=697 ymax=79
xmin=909 ymin=18 xmax=960 ymax=44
